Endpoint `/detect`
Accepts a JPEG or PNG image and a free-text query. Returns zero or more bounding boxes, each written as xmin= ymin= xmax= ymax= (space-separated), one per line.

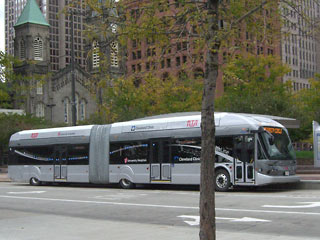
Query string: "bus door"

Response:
xmin=234 ymin=135 xmax=255 ymax=184
xmin=53 ymin=145 xmax=68 ymax=181
xmin=150 ymin=139 xmax=171 ymax=182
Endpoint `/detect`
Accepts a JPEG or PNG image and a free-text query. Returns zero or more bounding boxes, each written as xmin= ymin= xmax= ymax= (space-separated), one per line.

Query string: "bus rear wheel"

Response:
xmin=119 ymin=178 xmax=135 ymax=189
xmin=215 ymin=169 xmax=230 ymax=192
xmin=29 ymin=177 xmax=41 ymax=186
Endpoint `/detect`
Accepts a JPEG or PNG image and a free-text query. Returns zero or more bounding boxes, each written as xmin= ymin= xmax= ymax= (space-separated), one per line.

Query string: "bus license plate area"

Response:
xmin=285 ymin=171 xmax=289 ymax=176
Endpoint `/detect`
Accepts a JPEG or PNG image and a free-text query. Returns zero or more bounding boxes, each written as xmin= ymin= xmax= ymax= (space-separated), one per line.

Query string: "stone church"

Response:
xmin=13 ymin=0 xmax=97 ymax=125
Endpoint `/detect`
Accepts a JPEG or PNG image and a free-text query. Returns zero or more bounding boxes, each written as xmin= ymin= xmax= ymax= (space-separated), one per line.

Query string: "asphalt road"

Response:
xmin=0 ymin=182 xmax=319 ymax=240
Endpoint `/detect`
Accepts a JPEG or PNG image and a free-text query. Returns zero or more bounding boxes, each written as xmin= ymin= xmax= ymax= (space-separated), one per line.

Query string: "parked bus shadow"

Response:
xmin=14 ymin=182 xmax=201 ymax=191
xmin=230 ymin=183 xmax=301 ymax=193
xmin=13 ymin=181 xmax=301 ymax=193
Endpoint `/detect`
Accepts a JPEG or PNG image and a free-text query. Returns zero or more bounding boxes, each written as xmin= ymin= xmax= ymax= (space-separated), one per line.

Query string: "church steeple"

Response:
xmin=14 ymin=0 xmax=50 ymax=62
xmin=12 ymin=0 xmax=51 ymax=120
xmin=14 ymin=0 xmax=50 ymax=27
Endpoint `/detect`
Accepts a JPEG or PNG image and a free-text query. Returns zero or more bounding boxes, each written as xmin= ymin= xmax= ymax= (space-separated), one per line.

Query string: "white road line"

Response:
xmin=0 ymin=195 xmax=198 ymax=210
xmin=7 ymin=191 xmax=46 ymax=194
xmin=217 ymin=193 xmax=320 ymax=199
xmin=216 ymin=207 xmax=320 ymax=216
xmin=263 ymin=202 xmax=320 ymax=209
xmin=216 ymin=217 xmax=271 ymax=222
xmin=178 ymin=215 xmax=271 ymax=226
xmin=1 ymin=195 xmax=320 ymax=216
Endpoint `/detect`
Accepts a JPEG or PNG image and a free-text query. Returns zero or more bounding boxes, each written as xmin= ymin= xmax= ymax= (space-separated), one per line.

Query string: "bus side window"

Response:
xmin=171 ymin=138 xmax=201 ymax=163
xmin=234 ymin=136 xmax=243 ymax=161
xmin=234 ymin=135 xmax=254 ymax=163
xmin=10 ymin=146 xmax=54 ymax=165
xmin=216 ymin=136 xmax=234 ymax=156
xmin=67 ymin=144 xmax=89 ymax=165
xmin=110 ymin=142 xmax=149 ymax=164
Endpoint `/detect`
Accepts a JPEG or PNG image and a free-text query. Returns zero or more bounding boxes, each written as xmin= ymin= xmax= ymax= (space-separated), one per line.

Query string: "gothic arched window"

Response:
xmin=79 ymin=99 xmax=86 ymax=121
xmin=63 ymin=98 xmax=70 ymax=123
xmin=110 ymin=41 xmax=119 ymax=67
xmin=20 ymin=40 xmax=25 ymax=59
xmin=37 ymin=81 xmax=43 ymax=95
xmin=34 ymin=37 xmax=43 ymax=60
xmin=92 ymin=41 xmax=100 ymax=68
xmin=75 ymin=94 xmax=80 ymax=121
xmin=36 ymin=102 xmax=45 ymax=117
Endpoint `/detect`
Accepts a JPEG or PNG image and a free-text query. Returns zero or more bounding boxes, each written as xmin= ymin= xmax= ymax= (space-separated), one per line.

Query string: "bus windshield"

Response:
xmin=260 ymin=127 xmax=296 ymax=160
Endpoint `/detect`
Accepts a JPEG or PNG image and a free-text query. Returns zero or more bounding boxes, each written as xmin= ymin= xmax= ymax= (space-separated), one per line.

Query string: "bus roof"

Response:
xmin=110 ymin=112 xmax=286 ymax=135
xmin=9 ymin=112 xmax=297 ymax=145
xmin=9 ymin=125 xmax=94 ymax=143
xmin=132 ymin=112 xmax=299 ymax=128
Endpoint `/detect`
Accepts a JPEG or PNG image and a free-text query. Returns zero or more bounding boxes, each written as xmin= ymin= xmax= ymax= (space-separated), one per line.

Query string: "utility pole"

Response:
xmin=70 ymin=10 xmax=77 ymax=126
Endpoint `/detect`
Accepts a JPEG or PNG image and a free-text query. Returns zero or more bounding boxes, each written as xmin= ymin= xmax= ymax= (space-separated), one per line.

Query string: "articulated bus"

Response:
xmin=8 ymin=112 xmax=300 ymax=191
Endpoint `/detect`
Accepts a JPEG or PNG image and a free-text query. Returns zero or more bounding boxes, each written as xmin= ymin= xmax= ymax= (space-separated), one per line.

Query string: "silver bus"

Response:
xmin=8 ymin=112 xmax=300 ymax=191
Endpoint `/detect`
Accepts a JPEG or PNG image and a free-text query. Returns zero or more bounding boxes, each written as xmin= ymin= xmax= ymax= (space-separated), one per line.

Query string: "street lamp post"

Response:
xmin=70 ymin=10 xmax=77 ymax=126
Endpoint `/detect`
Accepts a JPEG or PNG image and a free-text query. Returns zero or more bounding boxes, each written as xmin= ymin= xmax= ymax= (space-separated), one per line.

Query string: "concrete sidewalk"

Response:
xmin=0 ymin=173 xmax=10 ymax=182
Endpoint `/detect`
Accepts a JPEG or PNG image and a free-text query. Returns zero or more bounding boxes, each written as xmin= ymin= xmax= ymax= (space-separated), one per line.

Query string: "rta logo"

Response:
xmin=31 ymin=133 xmax=39 ymax=138
xmin=187 ymin=120 xmax=199 ymax=127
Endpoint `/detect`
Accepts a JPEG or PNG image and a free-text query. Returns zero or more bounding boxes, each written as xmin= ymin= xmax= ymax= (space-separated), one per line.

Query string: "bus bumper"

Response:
xmin=256 ymin=172 xmax=300 ymax=186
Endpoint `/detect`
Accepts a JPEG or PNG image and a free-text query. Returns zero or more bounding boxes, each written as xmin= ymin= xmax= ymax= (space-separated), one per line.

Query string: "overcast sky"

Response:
xmin=0 ymin=1 xmax=5 ymax=52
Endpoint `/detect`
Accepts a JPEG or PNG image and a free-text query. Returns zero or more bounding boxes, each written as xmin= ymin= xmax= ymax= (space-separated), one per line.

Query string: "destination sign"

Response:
xmin=264 ymin=127 xmax=283 ymax=135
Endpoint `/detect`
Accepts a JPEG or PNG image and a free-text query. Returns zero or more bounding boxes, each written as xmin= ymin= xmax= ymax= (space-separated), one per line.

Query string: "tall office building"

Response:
xmin=5 ymin=0 xmax=28 ymax=56
xmin=125 ymin=0 xmax=320 ymax=94
xmin=5 ymin=0 xmax=87 ymax=71
xmin=281 ymin=0 xmax=320 ymax=91
xmin=125 ymin=0 xmax=281 ymax=97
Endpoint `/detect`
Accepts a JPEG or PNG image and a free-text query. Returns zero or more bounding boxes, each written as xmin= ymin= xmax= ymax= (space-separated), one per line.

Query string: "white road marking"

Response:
xmin=263 ymin=202 xmax=320 ymax=209
xmin=7 ymin=191 xmax=46 ymax=194
xmin=0 ymin=195 xmax=320 ymax=216
xmin=0 ymin=195 xmax=198 ymax=209
xmin=92 ymin=193 xmax=147 ymax=200
xmin=177 ymin=215 xmax=199 ymax=226
xmin=178 ymin=215 xmax=271 ymax=226
xmin=218 ymin=193 xmax=320 ymax=199
xmin=217 ymin=217 xmax=271 ymax=222
xmin=215 ymin=207 xmax=320 ymax=216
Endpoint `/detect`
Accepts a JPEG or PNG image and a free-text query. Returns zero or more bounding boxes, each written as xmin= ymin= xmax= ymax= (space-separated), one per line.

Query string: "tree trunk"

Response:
xmin=199 ymin=0 xmax=219 ymax=239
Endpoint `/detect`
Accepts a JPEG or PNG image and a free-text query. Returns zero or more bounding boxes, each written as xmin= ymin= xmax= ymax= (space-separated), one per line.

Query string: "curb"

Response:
xmin=296 ymin=180 xmax=320 ymax=190
xmin=0 ymin=175 xmax=11 ymax=182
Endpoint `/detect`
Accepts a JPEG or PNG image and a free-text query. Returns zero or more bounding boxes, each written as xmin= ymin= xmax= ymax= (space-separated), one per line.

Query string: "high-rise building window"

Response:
xmin=166 ymin=58 xmax=171 ymax=68
xmin=176 ymin=56 xmax=181 ymax=66
xmin=34 ymin=37 xmax=43 ymax=60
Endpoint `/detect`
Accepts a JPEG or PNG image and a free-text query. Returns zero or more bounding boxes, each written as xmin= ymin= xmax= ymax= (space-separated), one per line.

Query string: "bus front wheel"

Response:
xmin=29 ymin=177 xmax=41 ymax=186
xmin=119 ymin=178 xmax=135 ymax=189
xmin=215 ymin=169 xmax=230 ymax=192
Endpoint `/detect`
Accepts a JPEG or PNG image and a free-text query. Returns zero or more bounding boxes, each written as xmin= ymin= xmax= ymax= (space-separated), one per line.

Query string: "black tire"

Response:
xmin=29 ymin=177 xmax=41 ymax=186
xmin=119 ymin=178 xmax=135 ymax=189
xmin=215 ymin=169 xmax=231 ymax=192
